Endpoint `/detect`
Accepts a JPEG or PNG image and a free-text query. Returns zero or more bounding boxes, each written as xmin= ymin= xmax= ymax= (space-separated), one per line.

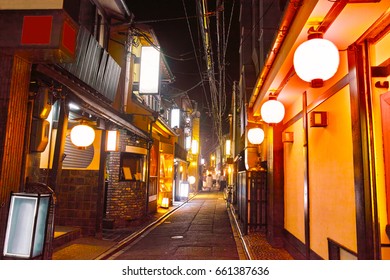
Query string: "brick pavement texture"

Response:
xmin=243 ymin=233 xmax=293 ymax=260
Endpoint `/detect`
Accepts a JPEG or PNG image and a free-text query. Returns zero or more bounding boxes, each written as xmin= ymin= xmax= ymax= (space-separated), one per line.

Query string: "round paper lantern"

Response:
xmin=70 ymin=124 xmax=95 ymax=148
xmin=188 ymin=176 xmax=196 ymax=185
xmin=261 ymin=99 xmax=285 ymax=124
xmin=247 ymin=127 xmax=265 ymax=145
xmin=293 ymin=37 xmax=339 ymax=86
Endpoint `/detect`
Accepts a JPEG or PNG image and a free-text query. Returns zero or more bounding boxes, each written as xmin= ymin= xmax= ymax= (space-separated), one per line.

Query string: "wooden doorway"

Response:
xmin=381 ymin=91 xmax=390 ymax=229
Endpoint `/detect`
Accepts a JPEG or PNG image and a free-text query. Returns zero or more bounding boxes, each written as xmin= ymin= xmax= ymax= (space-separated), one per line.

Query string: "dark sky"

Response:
xmin=126 ymin=0 xmax=240 ymax=153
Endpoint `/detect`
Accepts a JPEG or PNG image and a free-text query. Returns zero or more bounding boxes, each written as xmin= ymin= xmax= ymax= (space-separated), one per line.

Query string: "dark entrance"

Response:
xmin=236 ymin=170 xmax=267 ymax=234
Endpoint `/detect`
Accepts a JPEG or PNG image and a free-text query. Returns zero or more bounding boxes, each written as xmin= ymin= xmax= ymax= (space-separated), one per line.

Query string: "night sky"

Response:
xmin=126 ymin=0 xmax=240 ymax=154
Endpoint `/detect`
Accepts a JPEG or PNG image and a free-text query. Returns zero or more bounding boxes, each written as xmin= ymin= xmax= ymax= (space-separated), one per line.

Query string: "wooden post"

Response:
xmin=48 ymin=97 xmax=68 ymax=191
xmin=0 ymin=53 xmax=31 ymax=258
xmin=302 ymin=91 xmax=311 ymax=259
xmin=266 ymin=123 xmax=285 ymax=248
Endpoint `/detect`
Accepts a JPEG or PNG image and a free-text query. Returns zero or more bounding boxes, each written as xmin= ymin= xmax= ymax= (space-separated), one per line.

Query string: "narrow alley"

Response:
xmin=52 ymin=191 xmax=293 ymax=260
xmin=106 ymin=192 xmax=243 ymax=260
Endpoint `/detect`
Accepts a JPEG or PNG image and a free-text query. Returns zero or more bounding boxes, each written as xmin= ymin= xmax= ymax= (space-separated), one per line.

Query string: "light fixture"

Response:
xmin=225 ymin=139 xmax=231 ymax=155
xmin=293 ymin=31 xmax=339 ymax=87
xmin=106 ymin=130 xmax=119 ymax=152
xmin=191 ymin=139 xmax=199 ymax=154
xmin=188 ymin=176 xmax=196 ymax=185
xmin=185 ymin=136 xmax=191 ymax=151
xmin=179 ymin=181 xmax=190 ymax=199
xmin=283 ymin=132 xmax=294 ymax=143
xmin=70 ymin=123 xmax=95 ymax=148
xmin=139 ymin=46 xmax=160 ymax=94
xmin=68 ymin=103 xmax=80 ymax=111
xmin=3 ymin=192 xmax=51 ymax=259
xmin=170 ymin=108 xmax=180 ymax=128
xmin=310 ymin=111 xmax=328 ymax=127
xmin=161 ymin=197 xmax=169 ymax=208
xmin=261 ymin=96 xmax=285 ymax=124
xmin=247 ymin=127 xmax=265 ymax=145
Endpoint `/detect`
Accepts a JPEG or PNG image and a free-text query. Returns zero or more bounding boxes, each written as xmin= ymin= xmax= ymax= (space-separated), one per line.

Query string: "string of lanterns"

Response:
xmin=247 ymin=96 xmax=285 ymax=145
xmin=247 ymin=30 xmax=339 ymax=146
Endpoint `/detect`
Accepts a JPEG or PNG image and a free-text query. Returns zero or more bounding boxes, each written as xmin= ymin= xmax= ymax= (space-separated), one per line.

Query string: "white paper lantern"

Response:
xmin=188 ymin=176 xmax=196 ymax=185
xmin=248 ymin=127 xmax=265 ymax=145
xmin=70 ymin=124 xmax=95 ymax=148
xmin=261 ymin=99 xmax=285 ymax=124
xmin=293 ymin=38 xmax=339 ymax=86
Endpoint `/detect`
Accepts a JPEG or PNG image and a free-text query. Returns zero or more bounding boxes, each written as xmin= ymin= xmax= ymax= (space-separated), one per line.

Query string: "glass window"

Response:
xmin=120 ymin=152 xmax=146 ymax=181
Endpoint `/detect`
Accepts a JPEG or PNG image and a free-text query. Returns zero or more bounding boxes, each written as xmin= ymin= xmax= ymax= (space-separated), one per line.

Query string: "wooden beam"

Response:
xmin=347 ymin=44 xmax=377 ymax=259
xmin=302 ymin=91 xmax=310 ymax=259
xmin=48 ymin=99 xmax=68 ymax=191
xmin=35 ymin=64 xmax=149 ymax=139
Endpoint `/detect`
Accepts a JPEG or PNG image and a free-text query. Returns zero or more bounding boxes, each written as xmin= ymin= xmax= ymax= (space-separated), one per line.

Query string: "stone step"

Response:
xmin=53 ymin=226 xmax=82 ymax=249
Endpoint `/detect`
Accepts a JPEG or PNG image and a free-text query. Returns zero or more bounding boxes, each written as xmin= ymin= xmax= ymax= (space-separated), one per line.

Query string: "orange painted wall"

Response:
xmin=308 ymin=86 xmax=357 ymax=259
xmin=284 ymin=119 xmax=305 ymax=243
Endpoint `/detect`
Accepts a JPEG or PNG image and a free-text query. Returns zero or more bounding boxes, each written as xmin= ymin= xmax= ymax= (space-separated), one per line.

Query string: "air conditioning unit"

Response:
xmin=30 ymin=119 xmax=50 ymax=152
xmin=32 ymin=87 xmax=51 ymax=119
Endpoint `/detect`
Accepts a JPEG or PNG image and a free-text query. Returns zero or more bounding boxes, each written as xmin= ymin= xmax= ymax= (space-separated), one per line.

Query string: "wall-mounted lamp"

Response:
xmin=170 ymin=108 xmax=181 ymax=129
xmin=293 ymin=30 xmax=339 ymax=88
xmin=225 ymin=139 xmax=231 ymax=156
xmin=261 ymin=96 xmax=285 ymax=124
xmin=185 ymin=136 xmax=191 ymax=151
xmin=70 ymin=123 xmax=95 ymax=149
xmin=106 ymin=130 xmax=119 ymax=151
xmin=247 ymin=127 xmax=265 ymax=145
xmin=139 ymin=46 xmax=160 ymax=94
xmin=191 ymin=139 xmax=199 ymax=155
xmin=310 ymin=111 xmax=328 ymax=127
xmin=283 ymin=132 xmax=294 ymax=143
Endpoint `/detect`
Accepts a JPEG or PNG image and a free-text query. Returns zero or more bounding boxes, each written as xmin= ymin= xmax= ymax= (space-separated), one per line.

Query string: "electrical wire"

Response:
xmin=162 ymin=80 xmax=204 ymax=98
xmin=132 ymin=27 xmax=196 ymax=61
xmin=181 ymin=0 xmax=209 ymax=104
xmin=239 ymin=0 xmax=277 ymax=50
xmin=134 ymin=12 xmax=216 ymax=24
xmin=197 ymin=0 xmax=238 ymax=147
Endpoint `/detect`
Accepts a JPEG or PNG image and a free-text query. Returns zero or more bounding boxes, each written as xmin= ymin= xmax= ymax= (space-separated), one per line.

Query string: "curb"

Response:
xmin=228 ymin=203 xmax=253 ymax=260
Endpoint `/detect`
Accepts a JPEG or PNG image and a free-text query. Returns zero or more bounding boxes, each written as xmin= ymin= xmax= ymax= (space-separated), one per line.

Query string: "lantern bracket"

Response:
xmin=307 ymin=27 xmax=324 ymax=40
xmin=72 ymin=116 xmax=95 ymax=126
xmin=268 ymin=94 xmax=277 ymax=100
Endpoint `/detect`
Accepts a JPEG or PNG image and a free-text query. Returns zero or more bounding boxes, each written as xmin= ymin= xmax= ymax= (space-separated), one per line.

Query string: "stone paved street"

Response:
xmin=109 ymin=192 xmax=242 ymax=260
xmin=52 ymin=191 xmax=293 ymax=260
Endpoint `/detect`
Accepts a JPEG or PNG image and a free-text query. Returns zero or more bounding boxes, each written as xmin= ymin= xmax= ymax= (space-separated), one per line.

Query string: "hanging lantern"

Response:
xmin=188 ymin=176 xmax=196 ymax=185
xmin=70 ymin=124 xmax=95 ymax=148
xmin=247 ymin=127 xmax=264 ymax=145
xmin=293 ymin=33 xmax=339 ymax=88
xmin=261 ymin=97 xmax=285 ymax=124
